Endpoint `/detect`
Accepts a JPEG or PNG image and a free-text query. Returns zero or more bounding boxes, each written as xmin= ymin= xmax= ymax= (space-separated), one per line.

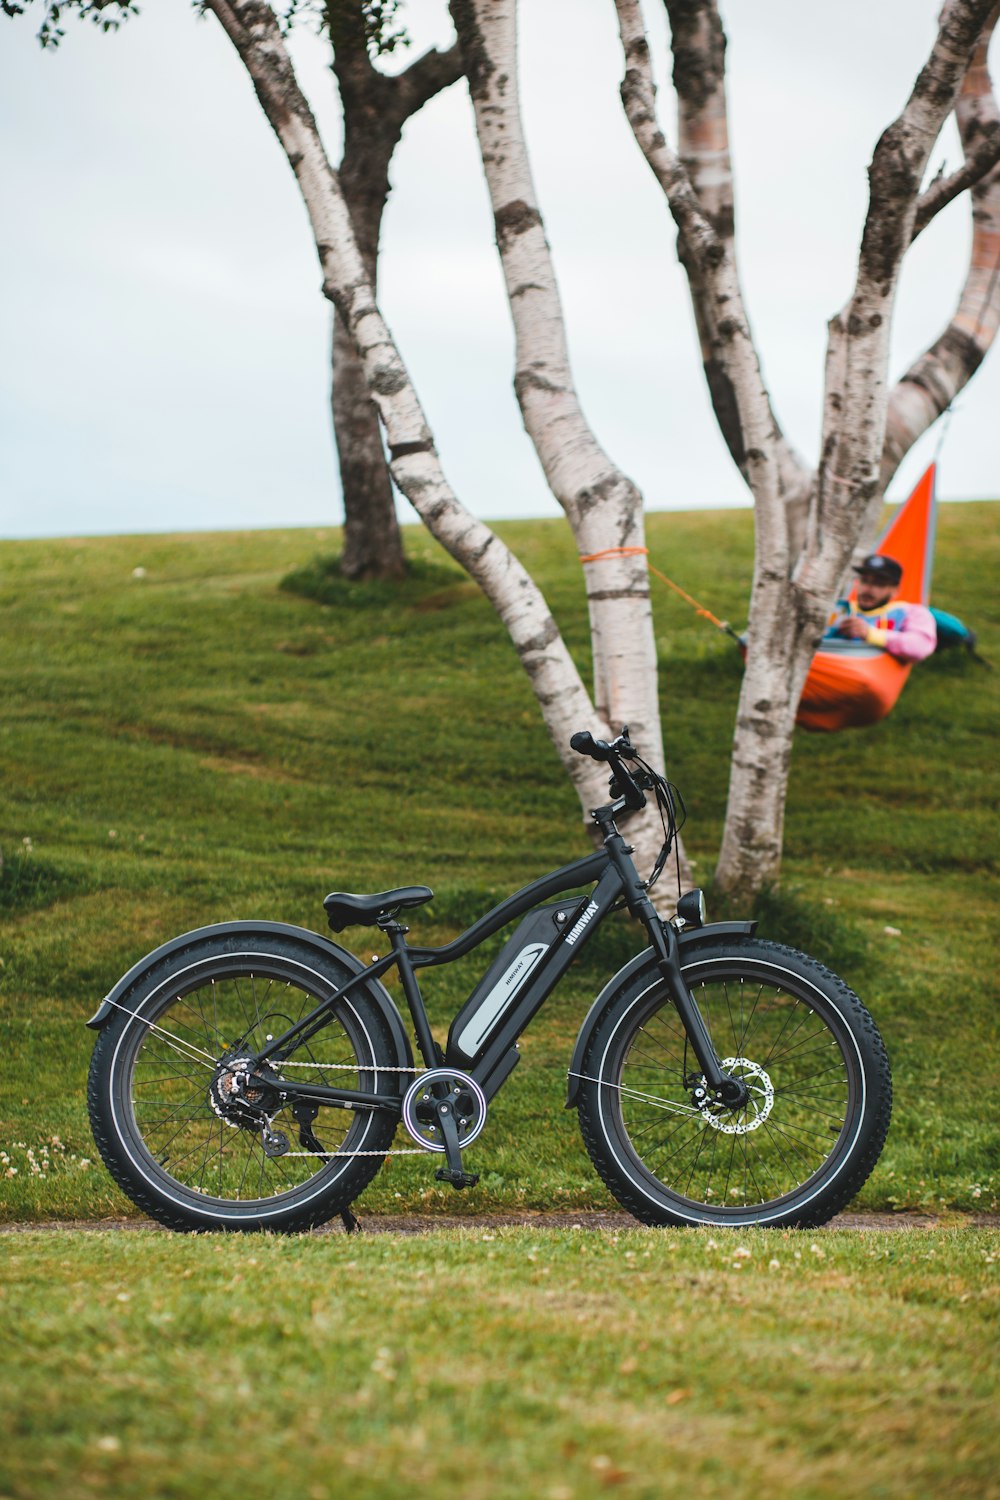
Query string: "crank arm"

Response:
xmin=433 ymin=1095 xmax=479 ymax=1190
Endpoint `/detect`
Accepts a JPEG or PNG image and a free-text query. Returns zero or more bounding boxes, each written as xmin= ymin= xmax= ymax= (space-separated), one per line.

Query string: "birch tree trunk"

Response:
xmin=812 ymin=1 xmax=997 ymax=576
xmin=449 ymin=0 xmax=691 ymax=890
xmin=663 ymin=0 xmax=813 ymax=553
xmin=721 ymin=0 xmax=996 ymax=897
xmin=615 ymin=0 xmax=805 ymax=887
xmin=329 ymin=17 xmax=463 ymax=580
xmin=204 ymin=0 xmax=662 ymax=860
xmin=614 ymin=0 xmax=996 ymax=900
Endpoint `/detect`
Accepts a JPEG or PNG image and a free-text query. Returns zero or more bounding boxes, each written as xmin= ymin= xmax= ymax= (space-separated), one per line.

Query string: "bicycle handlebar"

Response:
xmin=570 ymin=728 xmax=646 ymax=811
xmin=569 ymin=730 xmax=617 ymax=763
xmin=571 ymin=728 xmax=686 ymax=889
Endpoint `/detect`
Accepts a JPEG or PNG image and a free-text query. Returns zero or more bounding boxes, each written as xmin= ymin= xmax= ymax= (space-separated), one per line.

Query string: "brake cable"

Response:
xmin=625 ymin=747 xmax=687 ymax=894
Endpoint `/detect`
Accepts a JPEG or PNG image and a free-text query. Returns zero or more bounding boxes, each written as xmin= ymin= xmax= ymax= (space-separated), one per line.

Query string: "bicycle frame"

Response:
xmin=85 ymin=721 xmax=891 ymax=1232
xmin=255 ymin=818 xmax=732 ymax=1114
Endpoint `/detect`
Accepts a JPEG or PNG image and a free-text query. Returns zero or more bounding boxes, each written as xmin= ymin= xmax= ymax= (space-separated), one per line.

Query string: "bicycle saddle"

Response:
xmin=323 ymin=885 xmax=433 ymax=932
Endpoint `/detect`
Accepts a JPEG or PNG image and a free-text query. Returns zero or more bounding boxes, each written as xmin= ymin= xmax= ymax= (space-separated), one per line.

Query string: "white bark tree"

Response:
xmin=8 ymin=0 xmax=996 ymax=904
xmin=614 ymin=0 xmax=1000 ymax=897
xmin=881 ymin=16 xmax=1000 ymax=495
xmin=325 ymin=3 xmax=462 ymax=580
xmin=203 ymin=0 xmax=689 ymax=889
xmin=448 ymin=0 xmax=680 ymax=875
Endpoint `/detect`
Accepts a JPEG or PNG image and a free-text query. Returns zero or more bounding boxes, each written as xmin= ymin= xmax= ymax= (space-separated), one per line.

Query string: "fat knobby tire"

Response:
xmin=88 ymin=931 xmax=401 ymax=1233
xmin=576 ymin=937 xmax=892 ymax=1229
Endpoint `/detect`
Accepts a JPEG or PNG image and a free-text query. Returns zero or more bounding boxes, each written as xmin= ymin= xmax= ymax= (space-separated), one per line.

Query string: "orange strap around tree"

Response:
xmin=580 ymin=546 xmax=742 ymax=640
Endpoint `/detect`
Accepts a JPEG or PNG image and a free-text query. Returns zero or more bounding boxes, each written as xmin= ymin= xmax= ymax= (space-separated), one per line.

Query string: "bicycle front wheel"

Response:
xmin=88 ymin=931 xmax=404 ymax=1232
xmin=577 ymin=938 xmax=891 ymax=1228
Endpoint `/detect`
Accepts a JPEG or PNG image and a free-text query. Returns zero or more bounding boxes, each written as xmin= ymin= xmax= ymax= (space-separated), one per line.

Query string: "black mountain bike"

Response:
xmin=87 ymin=729 xmax=892 ymax=1233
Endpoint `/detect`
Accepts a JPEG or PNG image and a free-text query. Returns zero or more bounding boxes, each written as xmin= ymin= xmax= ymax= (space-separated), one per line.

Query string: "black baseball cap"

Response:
xmin=853 ymin=553 xmax=902 ymax=585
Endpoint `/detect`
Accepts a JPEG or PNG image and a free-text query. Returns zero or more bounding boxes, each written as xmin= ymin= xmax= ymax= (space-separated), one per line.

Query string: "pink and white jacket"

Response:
xmin=824 ymin=600 xmax=938 ymax=663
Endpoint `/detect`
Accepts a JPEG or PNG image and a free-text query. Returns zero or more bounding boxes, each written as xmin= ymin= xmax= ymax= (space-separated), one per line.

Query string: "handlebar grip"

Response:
xmin=570 ymin=731 xmax=613 ymax=763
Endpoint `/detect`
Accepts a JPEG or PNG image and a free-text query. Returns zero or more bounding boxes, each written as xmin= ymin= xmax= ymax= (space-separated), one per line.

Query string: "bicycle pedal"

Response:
xmin=434 ymin=1167 xmax=480 ymax=1190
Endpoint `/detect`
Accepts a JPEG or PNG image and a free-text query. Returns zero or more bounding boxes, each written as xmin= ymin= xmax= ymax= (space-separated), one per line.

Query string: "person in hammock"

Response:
xmin=824 ymin=554 xmax=937 ymax=663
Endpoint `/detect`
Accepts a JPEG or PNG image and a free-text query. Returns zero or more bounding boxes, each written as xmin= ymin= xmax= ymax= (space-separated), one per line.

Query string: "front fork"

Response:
xmin=640 ymin=900 xmax=748 ymax=1110
xmin=600 ymin=823 xmax=738 ymax=1101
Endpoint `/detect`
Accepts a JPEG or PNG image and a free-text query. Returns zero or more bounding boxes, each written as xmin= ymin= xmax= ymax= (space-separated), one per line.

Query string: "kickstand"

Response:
xmin=292 ymin=1102 xmax=363 ymax=1233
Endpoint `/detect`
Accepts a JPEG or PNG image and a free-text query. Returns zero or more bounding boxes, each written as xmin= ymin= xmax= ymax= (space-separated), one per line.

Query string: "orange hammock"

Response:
xmin=580 ymin=463 xmax=941 ymax=735
xmin=796 ymin=464 xmax=937 ymax=733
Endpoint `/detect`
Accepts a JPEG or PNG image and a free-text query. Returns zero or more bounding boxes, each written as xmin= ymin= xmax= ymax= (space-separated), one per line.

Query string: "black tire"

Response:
xmin=88 ymin=931 xmax=404 ymax=1232
xmin=577 ymin=938 xmax=891 ymax=1229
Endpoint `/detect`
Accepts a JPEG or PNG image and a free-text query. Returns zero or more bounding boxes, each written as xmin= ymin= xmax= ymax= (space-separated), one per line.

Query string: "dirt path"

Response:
xmin=2 ymin=1210 xmax=996 ymax=1235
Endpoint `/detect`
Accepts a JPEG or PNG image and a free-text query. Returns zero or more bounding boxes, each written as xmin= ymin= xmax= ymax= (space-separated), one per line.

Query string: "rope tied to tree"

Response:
xmin=580 ymin=546 xmax=743 ymax=642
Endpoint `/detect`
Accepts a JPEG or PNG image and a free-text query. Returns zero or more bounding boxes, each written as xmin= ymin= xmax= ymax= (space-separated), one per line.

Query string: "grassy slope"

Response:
xmin=0 ymin=503 xmax=997 ymax=1219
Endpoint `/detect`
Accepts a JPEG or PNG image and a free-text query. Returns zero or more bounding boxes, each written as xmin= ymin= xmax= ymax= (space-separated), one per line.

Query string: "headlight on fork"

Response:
xmin=673 ymin=888 xmax=707 ymax=929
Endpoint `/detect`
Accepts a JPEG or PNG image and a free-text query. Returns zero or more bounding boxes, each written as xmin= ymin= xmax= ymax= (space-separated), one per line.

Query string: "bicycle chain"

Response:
xmin=279 ymin=1148 xmax=428 ymax=1157
xmin=278 ymin=1061 xmax=418 ymax=1071
xmin=276 ymin=1060 xmax=429 ymax=1157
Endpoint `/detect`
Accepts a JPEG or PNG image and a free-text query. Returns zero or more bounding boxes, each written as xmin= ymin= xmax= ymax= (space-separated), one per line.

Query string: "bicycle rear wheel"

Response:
xmin=88 ymin=931 xmax=403 ymax=1232
xmin=577 ymin=938 xmax=891 ymax=1228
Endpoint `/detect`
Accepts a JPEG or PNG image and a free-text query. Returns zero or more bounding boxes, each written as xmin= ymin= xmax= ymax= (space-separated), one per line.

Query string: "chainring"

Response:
xmin=400 ymin=1068 xmax=488 ymax=1153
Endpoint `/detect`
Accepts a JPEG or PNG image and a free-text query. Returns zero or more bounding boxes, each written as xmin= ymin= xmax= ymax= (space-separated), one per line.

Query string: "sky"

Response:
xmin=1 ymin=1 xmax=997 ymax=541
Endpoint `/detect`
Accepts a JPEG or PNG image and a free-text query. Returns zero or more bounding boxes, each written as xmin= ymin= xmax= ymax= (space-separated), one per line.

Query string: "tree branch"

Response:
xmin=333 ymin=22 xmax=461 ymax=140
xmin=395 ymin=40 xmax=463 ymax=118
xmin=666 ymin=0 xmax=812 ymax=515
xmin=614 ymin=0 xmax=793 ymax=558
xmin=451 ymin=0 xmax=642 ymax=533
xmin=449 ymin=0 xmax=688 ymax=884
xmin=880 ymin=3 xmax=1000 ymax=496
xmin=614 ymin=2 xmax=718 ymax=263
xmin=815 ymin=0 xmax=995 ymax=578
xmin=331 ymin=19 xmax=462 ymax=265
xmin=913 ymin=121 xmax=1000 ymax=237
xmin=666 ymin=0 xmax=732 ymax=238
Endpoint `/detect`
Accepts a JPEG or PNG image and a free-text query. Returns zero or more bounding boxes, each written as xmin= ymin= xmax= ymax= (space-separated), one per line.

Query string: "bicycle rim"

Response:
xmin=107 ymin=953 xmax=393 ymax=1214
xmin=595 ymin=956 xmax=867 ymax=1222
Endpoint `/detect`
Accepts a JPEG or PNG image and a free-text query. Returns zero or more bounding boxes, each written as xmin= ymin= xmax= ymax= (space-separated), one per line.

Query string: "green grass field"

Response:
xmin=1 ymin=1225 xmax=996 ymax=1500
xmin=1 ymin=503 xmax=997 ymax=1221
xmin=1 ymin=504 xmax=997 ymax=1499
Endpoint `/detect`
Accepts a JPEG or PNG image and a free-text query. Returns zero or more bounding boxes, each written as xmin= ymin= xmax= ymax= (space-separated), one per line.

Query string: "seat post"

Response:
xmin=381 ymin=919 xmax=443 ymax=1070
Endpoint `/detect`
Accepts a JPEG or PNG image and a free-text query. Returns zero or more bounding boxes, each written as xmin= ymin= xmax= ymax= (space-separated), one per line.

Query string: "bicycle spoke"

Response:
xmin=604 ymin=962 xmax=863 ymax=1213
xmin=109 ymin=955 xmax=397 ymax=1213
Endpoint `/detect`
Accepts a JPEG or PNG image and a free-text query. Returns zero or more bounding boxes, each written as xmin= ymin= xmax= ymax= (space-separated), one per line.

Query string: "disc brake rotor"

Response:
xmin=698 ymin=1056 xmax=774 ymax=1136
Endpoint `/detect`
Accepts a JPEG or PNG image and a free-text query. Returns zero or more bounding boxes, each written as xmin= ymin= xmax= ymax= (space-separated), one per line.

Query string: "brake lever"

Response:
xmin=618 ymin=724 xmax=637 ymax=755
xmin=607 ymin=754 xmax=646 ymax=811
xmin=609 ymin=732 xmax=639 ymax=762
